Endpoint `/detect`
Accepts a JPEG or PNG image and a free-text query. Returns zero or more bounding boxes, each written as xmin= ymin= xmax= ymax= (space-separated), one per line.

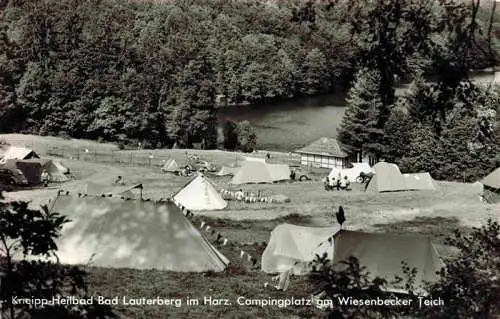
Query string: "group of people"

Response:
xmin=323 ymin=174 xmax=350 ymax=191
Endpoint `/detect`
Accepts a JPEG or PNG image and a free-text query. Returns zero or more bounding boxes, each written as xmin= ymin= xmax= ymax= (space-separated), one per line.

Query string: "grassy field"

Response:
xmin=1 ymin=134 xmax=498 ymax=318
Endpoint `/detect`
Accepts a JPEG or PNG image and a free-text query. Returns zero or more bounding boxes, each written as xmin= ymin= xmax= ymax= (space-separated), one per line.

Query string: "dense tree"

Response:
xmin=337 ymin=69 xmax=385 ymax=161
xmin=236 ymin=120 xmax=257 ymax=153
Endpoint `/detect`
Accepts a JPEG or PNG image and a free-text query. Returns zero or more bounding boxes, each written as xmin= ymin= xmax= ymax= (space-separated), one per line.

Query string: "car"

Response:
xmin=0 ymin=167 xmax=29 ymax=191
xmin=184 ymin=160 xmax=217 ymax=173
xmin=290 ymin=166 xmax=312 ymax=181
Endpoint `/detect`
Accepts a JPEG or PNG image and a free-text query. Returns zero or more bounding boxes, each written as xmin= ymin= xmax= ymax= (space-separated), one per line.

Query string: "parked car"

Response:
xmin=185 ymin=160 xmax=217 ymax=173
xmin=0 ymin=167 xmax=29 ymax=191
xmin=290 ymin=166 xmax=312 ymax=181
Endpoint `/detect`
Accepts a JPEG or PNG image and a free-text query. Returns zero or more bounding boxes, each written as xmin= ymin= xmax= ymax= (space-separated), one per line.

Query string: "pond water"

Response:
xmin=216 ymin=72 xmax=495 ymax=151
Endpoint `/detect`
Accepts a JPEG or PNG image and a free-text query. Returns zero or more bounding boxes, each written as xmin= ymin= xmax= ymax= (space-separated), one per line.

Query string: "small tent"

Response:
xmin=366 ymin=162 xmax=407 ymax=192
xmin=333 ymin=230 xmax=444 ymax=294
xmin=1 ymin=146 xmax=39 ymax=161
xmin=404 ymin=173 xmax=436 ymax=191
xmin=173 ymin=173 xmax=227 ymax=210
xmin=244 ymin=156 xmax=266 ymax=163
xmin=480 ymin=167 xmax=500 ymax=203
xmin=162 ymin=159 xmax=180 ymax=173
xmin=329 ymin=163 xmax=374 ymax=183
xmin=75 ymin=182 xmax=143 ymax=199
xmin=46 ymin=195 xmax=229 ymax=271
xmin=215 ymin=166 xmax=240 ymax=176
xmin=231 ymin=161 xmax=290 ymax=185
xmin=261 ymin=224 xmax=337 ymax=275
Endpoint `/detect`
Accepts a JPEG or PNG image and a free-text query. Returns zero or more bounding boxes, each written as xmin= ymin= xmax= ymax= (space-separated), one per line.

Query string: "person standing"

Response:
xmin=41 ymin=169 xmax=49 ymax=187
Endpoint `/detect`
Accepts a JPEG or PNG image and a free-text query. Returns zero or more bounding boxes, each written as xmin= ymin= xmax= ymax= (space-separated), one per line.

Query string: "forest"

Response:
xmin=0 ymin=0 xmax=500 ymax=179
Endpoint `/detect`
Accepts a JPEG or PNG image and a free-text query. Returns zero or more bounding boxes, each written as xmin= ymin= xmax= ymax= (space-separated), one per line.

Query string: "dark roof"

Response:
xmin=295 ymin=137 xmax=347 ymax=158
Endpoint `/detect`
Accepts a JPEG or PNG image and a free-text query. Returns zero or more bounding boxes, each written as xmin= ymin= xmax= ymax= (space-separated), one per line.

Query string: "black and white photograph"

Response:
xmin=0 ymin=0 xmax=499 ymax=318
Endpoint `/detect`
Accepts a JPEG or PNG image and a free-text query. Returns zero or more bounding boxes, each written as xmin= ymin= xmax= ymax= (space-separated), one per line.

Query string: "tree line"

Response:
xmin=0 ymin=0 xmax=499 ymax=154
xmin=335 ymin=0 xmax=500 ymax=181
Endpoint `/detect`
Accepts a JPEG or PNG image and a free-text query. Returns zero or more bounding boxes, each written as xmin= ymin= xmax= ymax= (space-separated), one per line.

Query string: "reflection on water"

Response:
xmin=217 ymin=72 xmax=495 ymax=151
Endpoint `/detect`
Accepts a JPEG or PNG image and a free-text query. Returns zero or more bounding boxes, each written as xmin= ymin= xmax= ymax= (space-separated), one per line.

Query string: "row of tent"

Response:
xmin=9 ymin=193 xmax=442 ymax=295
xmin=262 ymin=223 xmax=444 ymax=294
xmin=163 ymin=158 xmax=291 ymax=185
xmin=4 ymin=159 xmax=70 ymax=184
xmin=0 ymin=145 xmax=70 ymax=184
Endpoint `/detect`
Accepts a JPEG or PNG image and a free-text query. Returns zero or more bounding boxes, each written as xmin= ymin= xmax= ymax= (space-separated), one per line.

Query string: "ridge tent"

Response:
xmin=244 ymin=156 xmax=266 ymax=163
xmin=333 ymin=230 xmax=444 ymax=294
xmin=162 ymin=159 xmax=180 ymax=173
xmin=75 ymin=182 xmax=143 ymax=199
xmin=329 ymin=162 xmax=374 ymax=183
xmin=215 ymin=166 xmax=240 ymax=176
xmin=261 ymin=224 xmax=337 ymax=275
xmin=480 ymin=167 xmax=500 ymax=203
xmin=366 ymin=162 xmax=407 ymax=192
xmin=46 ymin=195 xmax=229 ymax=271
xmin=403 ymin=173 xmax=436 ymax=191
xmin=173 ymin=173 xmax=227 ymax=210
xmin=231 ymin=161 xmax=290 ymax=185
xmin=0 ymin=146 xmax=39 ymax=162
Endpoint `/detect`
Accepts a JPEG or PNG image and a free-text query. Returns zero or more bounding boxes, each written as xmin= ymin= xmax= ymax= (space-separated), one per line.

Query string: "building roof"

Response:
xmin=295 ymin=137 xmax=347 ymax=158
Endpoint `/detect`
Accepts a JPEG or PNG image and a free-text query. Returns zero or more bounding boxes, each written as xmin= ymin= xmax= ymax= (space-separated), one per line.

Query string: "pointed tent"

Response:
xmin=333 ymin=230 xmax=444 ymax=294
xmin=47 ymin=195 xmax=229 ymax=271
xmin=481 ymin=167 xmax=500 ymax=203
xmin=404 ymin=173 xmax=436 ymax=191
xmin=366 ymin=162 xmax=407 ymax=192
xmin=231 ymin=161 xmax=290 ymax=185
xmin=261 ymin=224 xmax=337 ymax=275
xmin=162 ymin=159 xmax=180 ymax=173
xmin=173 ymin=174 xmax=227 ymax=210
xmin=1 ymin=146 xmax=39 ymax=161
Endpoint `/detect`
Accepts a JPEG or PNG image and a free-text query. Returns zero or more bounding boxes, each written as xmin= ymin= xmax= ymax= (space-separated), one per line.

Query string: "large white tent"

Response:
xmin=403 ymin=173 xmax=436 ymax=191
xmin=174 ymin=173 xmax=227 ymax=210
xmin=231 ymin=161 xmax=290 ymax=185
xmin=45 ymin=195 xmax=229 ymax=272
xmin=261 ymin=224 xmax=337 ymax=275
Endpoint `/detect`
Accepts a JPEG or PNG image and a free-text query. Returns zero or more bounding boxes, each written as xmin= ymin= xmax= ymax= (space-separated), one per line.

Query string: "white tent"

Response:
xmin=231 ymin=161 xmax=290 ymax=185
xmin=45 ymin=195 xmax=229 ymax=272
xmin=162 ymin=159 xmax=180 ymax=173
xmin=366 ymin=162 xmax=408 ymax=192
xmin=403 ymin=173 xmax=436 ymax=191
xmin=329 ymin=163 xmax=374 ymax=183
xmin=1 ymin=146 xmax=39 ymax=162
xmin=261 ymin=224 xmax=337 ymax=275
xmin=174 ymin=173 xmax=227 ymax=210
